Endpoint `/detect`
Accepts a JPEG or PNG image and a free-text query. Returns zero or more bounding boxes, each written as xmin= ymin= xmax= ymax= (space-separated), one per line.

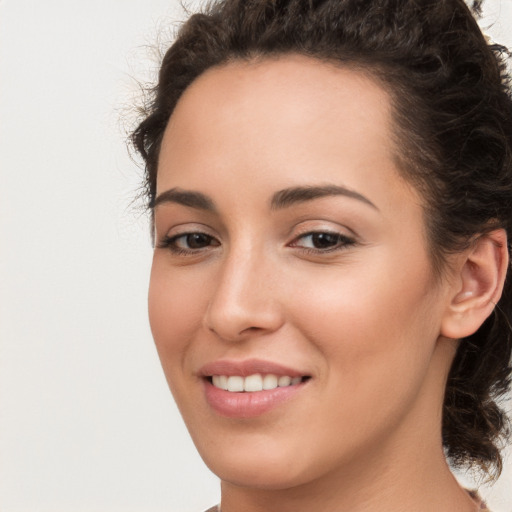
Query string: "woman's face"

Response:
xmin=149 ymin=56 xmax=456 ymax=489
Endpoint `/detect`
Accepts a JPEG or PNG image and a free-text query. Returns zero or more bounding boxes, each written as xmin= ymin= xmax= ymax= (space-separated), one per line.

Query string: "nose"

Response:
xmin=203 ymin=247 xmax=284 ymax=342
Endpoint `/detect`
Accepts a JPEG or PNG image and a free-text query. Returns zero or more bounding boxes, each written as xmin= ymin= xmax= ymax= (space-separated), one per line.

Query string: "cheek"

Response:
xmin=287 ymin=249 xmax=441 ymax=407
xmin=290 ymin=252 xmax=437 ymax=343
xmin=148 ymin=256 xmax=210 ymax=376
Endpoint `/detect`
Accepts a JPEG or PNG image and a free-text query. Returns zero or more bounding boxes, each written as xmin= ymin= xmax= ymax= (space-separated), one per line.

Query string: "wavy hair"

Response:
xmin=132 ymin=0 xmax=512 ymax=478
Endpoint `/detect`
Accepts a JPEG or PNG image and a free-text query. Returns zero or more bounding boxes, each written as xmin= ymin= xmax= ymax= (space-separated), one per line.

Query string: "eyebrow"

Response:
xmin=152 ymin=184 xmax=378 ymax=213
xmin=152 ymin=188 xmax=217 ymax=211
xmin=270 ymin=185 xmax=378 ymax=211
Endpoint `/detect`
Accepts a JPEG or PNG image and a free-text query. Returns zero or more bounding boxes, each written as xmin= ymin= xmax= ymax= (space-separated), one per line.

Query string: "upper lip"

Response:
xmin=199 ymin=358 xmax=308 ymax=378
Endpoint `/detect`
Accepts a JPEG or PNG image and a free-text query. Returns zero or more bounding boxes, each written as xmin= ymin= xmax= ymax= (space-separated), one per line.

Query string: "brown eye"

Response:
xmin=290 ymin=231 xmax=356 ymax=252
xmin=310 ymin=233 xmax=340 ymax=249
xmin=158 ymin=232 xmax=220 ymax=253
xmin=184 ymin=233 xmax=214 ymax=249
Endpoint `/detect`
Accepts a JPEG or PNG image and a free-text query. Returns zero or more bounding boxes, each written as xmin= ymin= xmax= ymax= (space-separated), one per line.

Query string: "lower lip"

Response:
xmin=204 ymin=380 xmax=306 ymax=418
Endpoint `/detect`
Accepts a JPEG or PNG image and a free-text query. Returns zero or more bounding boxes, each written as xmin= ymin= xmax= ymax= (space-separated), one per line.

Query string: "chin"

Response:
xmin=195 ymin=437 xmax=314 ymax=490
xmin=210 ymin=458 xmax=309 ymax=490
xmin=195 ymin=430 xmax=350 ymax=492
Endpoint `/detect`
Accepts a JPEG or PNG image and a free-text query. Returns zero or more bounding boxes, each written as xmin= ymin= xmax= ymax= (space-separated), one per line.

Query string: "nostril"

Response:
xmin=242 ymin=326 xmax=264 ymax=334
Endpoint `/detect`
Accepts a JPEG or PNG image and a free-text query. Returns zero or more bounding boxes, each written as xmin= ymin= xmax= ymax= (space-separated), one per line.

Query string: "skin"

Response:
xmin=149 ymin=55 xmax=486 ymax=511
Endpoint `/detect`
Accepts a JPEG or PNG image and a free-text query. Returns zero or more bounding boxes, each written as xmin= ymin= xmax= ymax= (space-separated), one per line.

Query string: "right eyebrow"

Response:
xmin=152 ymin=188 xmax=217 ymax=212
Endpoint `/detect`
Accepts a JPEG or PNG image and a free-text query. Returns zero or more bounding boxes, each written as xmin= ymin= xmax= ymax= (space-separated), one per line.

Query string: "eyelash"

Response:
xmin=157 ymin=230 xmax=356 ymax=256
xmin=157 ymin=232 xmax=219 ymax=255
xmin=289 ymin=231 xmax=357 ymax=254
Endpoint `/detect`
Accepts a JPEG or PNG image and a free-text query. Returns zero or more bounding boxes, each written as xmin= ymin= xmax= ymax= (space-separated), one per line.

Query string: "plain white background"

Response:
xmin=1 ymin=1 xmax=511 ymax=511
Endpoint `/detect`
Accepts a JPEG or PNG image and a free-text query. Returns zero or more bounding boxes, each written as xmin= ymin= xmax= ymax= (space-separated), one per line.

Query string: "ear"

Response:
xmin=441 ymin=229 xmax=509 ymax=339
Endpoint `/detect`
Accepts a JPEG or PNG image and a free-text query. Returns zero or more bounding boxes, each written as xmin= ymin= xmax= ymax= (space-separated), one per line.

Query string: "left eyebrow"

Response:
xmin=270 ymin=185 xmax=378 ymax=211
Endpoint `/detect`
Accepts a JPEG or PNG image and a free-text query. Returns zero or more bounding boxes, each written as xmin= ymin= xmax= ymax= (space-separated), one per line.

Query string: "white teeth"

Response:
xmin=212 ymin=375 xmax=228 ymax=390
xmin=227 ymin=376 xmax=244 ymax=392
xmin=262 ymin=374 xmax=278 ymax=390
xmin=244 ymin=374 xmax=263 ymax=392
xmin=219 ymin=375 xmax=228 ymax=390
xmin=212 ymin=373 xmax=304 ymax=392
xmin=278 ymin=375 xmax=291 ymax=387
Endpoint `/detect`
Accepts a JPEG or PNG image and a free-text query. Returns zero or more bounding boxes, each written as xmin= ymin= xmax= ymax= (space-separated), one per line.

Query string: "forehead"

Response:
xmin=172 ymin=54 xmax=391 ymax=122
xmin=158 ymin=55 xmax=413 ymax=212
xmin=162 ymin=56 xmax=392 ymax=153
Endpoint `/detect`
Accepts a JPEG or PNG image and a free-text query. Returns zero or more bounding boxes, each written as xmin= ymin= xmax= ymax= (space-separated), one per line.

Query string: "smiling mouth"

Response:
xmin=208 ymin=374 xmax=311 ymax=392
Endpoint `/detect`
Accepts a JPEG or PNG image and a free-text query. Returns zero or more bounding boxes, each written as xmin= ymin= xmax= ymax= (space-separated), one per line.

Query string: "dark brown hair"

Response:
xmin=132 ymin=0 xmax=512 ymax=478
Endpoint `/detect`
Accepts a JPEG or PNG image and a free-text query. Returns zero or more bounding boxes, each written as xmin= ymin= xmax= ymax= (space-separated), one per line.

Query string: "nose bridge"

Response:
xmin=204 ymin=237 xmax=282 ymax=341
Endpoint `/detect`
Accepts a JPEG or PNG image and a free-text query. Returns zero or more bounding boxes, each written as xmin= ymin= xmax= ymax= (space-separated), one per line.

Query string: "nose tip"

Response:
xmin=203 ymin=259 xmax=284 ymax=342
xmin=205 ymin=302 xmax=283 ymax=342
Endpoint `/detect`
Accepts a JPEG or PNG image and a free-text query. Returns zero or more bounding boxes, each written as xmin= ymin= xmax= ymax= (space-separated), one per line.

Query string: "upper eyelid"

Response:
xmin=157 ymin=232 xmax=221 ymax=253
xmin=289 ymin=231 xmax=356 ymax=245
xmin=289 ymin=221 xmax=358 ymax=240
xmin=157 ymin=221 xmax=218 ymax=237
xmin=162 ymin=231 xmax=220 ymax=245
xmin=156 ymin=220 xmax=359 ymax=244
xmin=167 ymin=228 xmax=217 ymax=238
xmin=293 ymin=230 xmax=354 ymax=239
xmin=155 ymin=224 xmax=219 ymax=247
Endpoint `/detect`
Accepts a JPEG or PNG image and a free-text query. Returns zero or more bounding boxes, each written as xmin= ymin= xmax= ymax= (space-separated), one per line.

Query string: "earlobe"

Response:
xmin=441 ymin=229 xmax=509 ymax=339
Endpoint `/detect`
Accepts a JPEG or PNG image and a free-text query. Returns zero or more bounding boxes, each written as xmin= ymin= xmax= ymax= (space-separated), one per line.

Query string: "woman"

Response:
xmin=132 ymin=0 xmax=512 ymax=510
